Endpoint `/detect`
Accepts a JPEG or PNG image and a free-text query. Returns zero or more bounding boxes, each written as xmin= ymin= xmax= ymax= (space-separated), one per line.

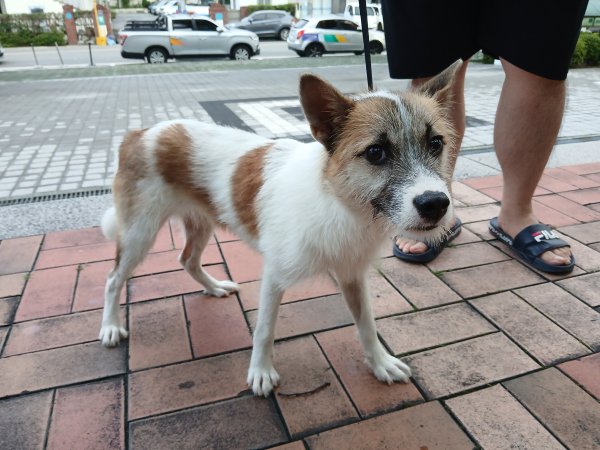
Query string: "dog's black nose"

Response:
xmin=413 ymin=191 xmax=450 ymax=223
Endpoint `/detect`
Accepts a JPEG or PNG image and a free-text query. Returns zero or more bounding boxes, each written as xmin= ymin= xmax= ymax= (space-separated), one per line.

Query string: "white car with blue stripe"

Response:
xmin=287 ymin=16 xmax=385 ymax=57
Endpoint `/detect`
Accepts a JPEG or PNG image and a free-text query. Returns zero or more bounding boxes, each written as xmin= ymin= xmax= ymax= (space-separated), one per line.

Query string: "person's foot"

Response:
xmin=394 ymin=217 xmax=460 ymax=256
xmin=497 ymin=212 xmax=572 ymax=266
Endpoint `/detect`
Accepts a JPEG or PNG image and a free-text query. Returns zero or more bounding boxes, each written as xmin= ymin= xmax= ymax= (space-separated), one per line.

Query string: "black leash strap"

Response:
xmin=358 ymin=0 xmax=373 ymax=91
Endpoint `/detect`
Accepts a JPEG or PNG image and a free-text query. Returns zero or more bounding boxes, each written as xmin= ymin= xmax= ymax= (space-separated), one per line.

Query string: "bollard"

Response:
xmin=30 ymin=43 xmax=39 ymax=67
xmin=55 ymin=42 xmax=64 ymax=66
xmin=88 ymin=42 xmax=95 ymax=66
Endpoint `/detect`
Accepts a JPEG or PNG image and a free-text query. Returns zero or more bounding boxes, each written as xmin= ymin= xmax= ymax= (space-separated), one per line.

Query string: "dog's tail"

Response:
xmin=101 ymin=206 xmax=118 ymax=241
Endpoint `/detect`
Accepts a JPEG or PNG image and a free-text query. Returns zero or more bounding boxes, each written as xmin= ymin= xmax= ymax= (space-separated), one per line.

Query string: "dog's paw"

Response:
xmin=247 ymin=365 xmax=280 ymax=397
xmin=204 ymin=280 xmax=240 ymax=298
xmin=99 ymin=324 xmax=128 ymax=347
xmin=370 ymin=353 xmax=412 ymax=384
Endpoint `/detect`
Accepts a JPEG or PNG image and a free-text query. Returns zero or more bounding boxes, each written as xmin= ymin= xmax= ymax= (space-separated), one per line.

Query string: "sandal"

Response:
xmin=489 ymin=217 xmax=575 ymax=274
xmin=393 ymin=218 xmax=462 ymax=263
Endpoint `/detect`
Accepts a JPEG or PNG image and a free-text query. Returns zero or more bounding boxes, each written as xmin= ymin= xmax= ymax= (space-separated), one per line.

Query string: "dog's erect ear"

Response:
xmin=299 ymin=74 xmax=354 ymax=151
xmin=415 ymin=60 xmax=462 ymax=107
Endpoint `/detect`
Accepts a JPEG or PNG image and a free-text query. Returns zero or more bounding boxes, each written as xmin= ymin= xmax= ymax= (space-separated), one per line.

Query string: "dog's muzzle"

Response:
xmin=413 ymin=190 xmax=450 ymax=224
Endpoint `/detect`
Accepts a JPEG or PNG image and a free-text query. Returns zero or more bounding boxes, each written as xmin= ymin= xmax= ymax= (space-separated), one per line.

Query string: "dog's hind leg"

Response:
xmin=338 ymin=272 xmax=412 ymax=384
xmin=179 ymin=216 xmax=239 ymax=297
xmin=247 ymin=267 xmax=283 ymax=397
xmin=100 ymin=216 xmax=163 ymax=347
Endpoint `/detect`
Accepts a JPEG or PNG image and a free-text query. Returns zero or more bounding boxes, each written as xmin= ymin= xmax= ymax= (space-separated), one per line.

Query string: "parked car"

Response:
xmin=119 ymin=14 xmax=260 ymax=63
xmin=229 ymin=10 xmax=294 ymax=40
xmin=344 ymin=2 xmax=384 ymax=30
xmin=161 ymin=0 xmax=209 ymax=16
xmin=287 ymin=16 xmax=385 ymax=57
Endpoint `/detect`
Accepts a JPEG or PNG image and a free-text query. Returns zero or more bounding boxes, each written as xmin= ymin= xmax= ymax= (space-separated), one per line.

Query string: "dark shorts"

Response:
xmin=381 ymin=0 xmax=589 ymax=80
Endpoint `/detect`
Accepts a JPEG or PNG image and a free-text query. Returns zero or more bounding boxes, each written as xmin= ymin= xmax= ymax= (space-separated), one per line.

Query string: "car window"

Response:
xmin=252 ymin=13 xmax=266 ymax=21
xmin=195 ymin=20 xmax=217 ymax=31
xmin=337 ymin=20 xmax=359 ymax=31
xmin=266 ymin=13 xmax=281 ymax=20
xmin=316 ymin=20 xmax=336 ymax=30
xmin=172 ymin=19 xmax=193 ymax=30
xmin=294 ymin=19 xmax=308 ymax=28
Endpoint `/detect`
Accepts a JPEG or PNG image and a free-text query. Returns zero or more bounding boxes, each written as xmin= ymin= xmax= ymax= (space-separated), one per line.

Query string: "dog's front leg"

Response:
xmin=339 ymin=273 xmax=412 ymax=384
xmin=247 ymin=269 xmax=283 ymax=397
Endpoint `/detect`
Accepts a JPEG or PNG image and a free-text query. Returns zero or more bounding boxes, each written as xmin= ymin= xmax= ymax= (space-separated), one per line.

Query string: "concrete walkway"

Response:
xmin=0 ymin=164 xmax=599 ymax=449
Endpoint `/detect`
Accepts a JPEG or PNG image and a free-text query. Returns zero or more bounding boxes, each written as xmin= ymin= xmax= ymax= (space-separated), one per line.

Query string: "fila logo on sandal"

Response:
xmin=532 ymin=229 xmax=558 ymax=242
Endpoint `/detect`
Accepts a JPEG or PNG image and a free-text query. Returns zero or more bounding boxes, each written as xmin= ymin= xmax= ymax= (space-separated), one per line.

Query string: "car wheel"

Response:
xmin=354 ymin=51 xmax=364 ymax=55
xmin=369 ymin=40 xmax=384 ymax=54
xmin=279 ymin=27 xmax=290 ymax=41
xmin=305 ymin=43 xmax=324 ymax=57
xmin=230 ymin=44 xmax=252 ymax=61
xmin=295 ymin=50 xmax=306 ymax=57
xmin=146 ymin=47 xmax=168 ymax=64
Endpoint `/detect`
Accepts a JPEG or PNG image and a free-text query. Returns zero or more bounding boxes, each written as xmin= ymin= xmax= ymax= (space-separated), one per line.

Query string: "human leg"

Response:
xmin=493 ymin=59 xmax=571 ymax=267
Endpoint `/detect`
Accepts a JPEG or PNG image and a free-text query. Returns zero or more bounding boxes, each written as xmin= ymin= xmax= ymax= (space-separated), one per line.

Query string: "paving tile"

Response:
xmin=129 ymin=297 xmax=192 ymax=371
xmin=0 ymin=326 xmax=7 ymax=350
xmin=451 ymin=181 xmax=496 ymax=205
xmin=442 ymin=260 xmax=544 ymax=299
xmin=16 ymin=265 xmax=78 ymax=322
xmin=504 ymin=368 xmax=600 ymax=450
xmin=427 ymin=241 xmax=510 ymax=272
xmin=0 ymin=235 xmax=42 ymax=275
xmin=404 ymin=333 xmax=539 ymax=399
xmin=43 ymin=227 xmax=107 ymax=250
xmin=274 ymin=336 xmax=358 ymax=437
xmin=367 ymin=269 xmax=414 ymax=318
xmin=559 ymin=353 xmax=600 ymax=400
xmin=562 ymin=161 xmax=600 ymax=175
xmin=0 ymin=391 xmax=53 ymax=450
xmin=238 ymin=275 xmax=339 ymax=311
xmin=560 ymin=187 xmax=600 ymax=205
xmin=478 ymin=185 xmax=551 ymax=202
xmin=378 ymin=257 xmax=461 ymax=308
xmin=559 ymin=221 xmax=600 ymax=244
xmin=72 ymin=260 xmax=126 ymax=312
xmin=545 ymin=167 xmax=600 ymax=189
xmin=451 ymin=225 xmax=482 ymax=245
xmin=516 ymin=283 xmax=600 ymax=350
xmin=129 ymin=350 xmax=250 ymax=420
xmin=557 ymin=272 xmax=600 ymax=307
xmin=271 ymin=441 xmax=305 ymax=450
xmin=4 ymin=308 xmax=123 ymax=356
xmin=150 ymin=224 xmax=174 ymax=253
xmin=316 ymin=326 xmax=423 ymax=417
xmin=531 ymin=200 xmax=581 ymax=227
xmin=454 ymin=203 xmax=500 ymax=224
xmin=464 ymin=220 xmax=496 ymax=241
xmin=128 ymin=265 xmax=228 ymax=303
xmin=246 ymin=294 xmax=354 ymax=340
xmin=471 ymin=292 xmax=589 ymax=365
xmin=219 ymin=240 xmax=263 ymax=283
xmin=378 ymin=303 xmax=496 ymax=355
xmin=132 ymin=246 xmax=222 ymax=278
xmin=0 ymin=341 xmax=126 ymax=397
xmin=535 ymin=194 xmax=600 ymax=222
xmin=47 ymin=378 xmax=124 ymax=450
xmin=446 ymin=384 xmax=565 ymax=450
xmin=129 ymin=396 xmax=286 ymax=450
xmin=559 ymin=234 xmax=600 ymax=272
xmin=537 ymin=174 xmax=578 ymax=192
xmin=214 ymin=227 xmax=240 ymax=243
xmin=35 ymin=241 xmax=116 ymax=270
xmin=184 ymin=292 xmax=252 ymax=358
xmin=462 ymin=174 xmax=503 ymax=190
xmin=0 ymin=272 xmax=26 ymax=298
xmin=0 ymin=296 xmax=19 ymax=326
xmin=305 ymin=401 xmax=474 ymax=449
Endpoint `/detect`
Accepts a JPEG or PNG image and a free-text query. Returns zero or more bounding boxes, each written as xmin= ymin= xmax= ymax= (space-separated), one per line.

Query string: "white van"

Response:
xmin=344 ymin=2 xmax=384 ymax=30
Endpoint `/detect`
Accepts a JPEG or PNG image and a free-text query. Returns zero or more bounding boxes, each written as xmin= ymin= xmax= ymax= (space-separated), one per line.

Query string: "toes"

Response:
xmin=99 ymin=325 xmax=128 ymax=347
xmin=372 ymin=355 xmax=411 ymax=384
xmin=247 ymin=367 xmax=279 ymax=397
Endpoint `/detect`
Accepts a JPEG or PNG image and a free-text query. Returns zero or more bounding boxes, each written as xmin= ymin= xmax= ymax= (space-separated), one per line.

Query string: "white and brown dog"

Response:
xmin=100 ymin=62 xmax=459 ymax=396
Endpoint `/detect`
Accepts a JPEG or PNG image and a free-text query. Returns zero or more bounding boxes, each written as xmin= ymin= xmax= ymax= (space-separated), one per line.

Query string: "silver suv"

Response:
xmin=229 ymin=10 xmax=294 ymax=40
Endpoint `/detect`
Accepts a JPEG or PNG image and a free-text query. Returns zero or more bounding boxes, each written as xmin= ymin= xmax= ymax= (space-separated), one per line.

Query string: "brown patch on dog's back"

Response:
xmin=113 ymin=128 xmax=149 ymax=223
xmin=154 ymin=123 xmax=220 ymax=218
xmin=231 ymin=144 xmax=272 ymax=237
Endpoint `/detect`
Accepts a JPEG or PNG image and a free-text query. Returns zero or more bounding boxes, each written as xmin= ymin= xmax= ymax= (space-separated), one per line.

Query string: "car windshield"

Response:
xmin=294 ymin=19 xmax=308 ymax=28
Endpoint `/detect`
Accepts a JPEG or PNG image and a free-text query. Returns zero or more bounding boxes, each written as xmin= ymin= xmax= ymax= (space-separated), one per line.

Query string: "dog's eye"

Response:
xmin=429 ymin=136 xmax=444 ymax=155
xmin=364 ymin=146 xmax=387 ymax=165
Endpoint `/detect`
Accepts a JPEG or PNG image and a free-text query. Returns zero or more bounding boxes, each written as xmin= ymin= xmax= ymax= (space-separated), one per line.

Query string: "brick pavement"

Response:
xmin=1 ymin=163 xmax=600 ymax=449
